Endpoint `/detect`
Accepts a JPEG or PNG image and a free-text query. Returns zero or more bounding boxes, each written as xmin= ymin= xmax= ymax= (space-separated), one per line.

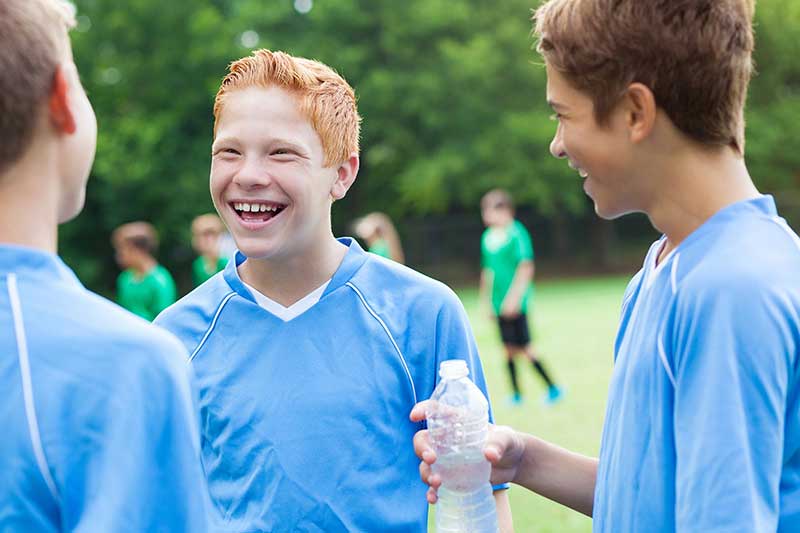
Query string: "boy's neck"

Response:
xmin=0 ymin=151 xmax=61 ymax=253
xmin=645 ymin=144 xmax=759 ymax=254
xmin=238 ymin=236 xmax=348 ymax=307
xmin=132 ymin=256 xmax=157 ymax=277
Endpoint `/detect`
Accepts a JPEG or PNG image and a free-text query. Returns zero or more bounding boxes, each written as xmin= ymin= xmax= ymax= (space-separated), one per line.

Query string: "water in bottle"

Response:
xmin=426 ymin=359 xmax=498 ymax=533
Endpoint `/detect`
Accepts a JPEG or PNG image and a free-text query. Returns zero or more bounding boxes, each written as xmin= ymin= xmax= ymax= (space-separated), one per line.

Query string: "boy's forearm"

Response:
xmin=502 ymin=261 xmax=534 ymax=311
xmin=493 ymin=489 xmax=514 ymax=533
xmin=514 ymin=432 xmax=597 ymax=517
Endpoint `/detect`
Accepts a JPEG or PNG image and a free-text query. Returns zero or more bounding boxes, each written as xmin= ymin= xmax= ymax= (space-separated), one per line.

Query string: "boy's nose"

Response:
xmin=233 ymin=160 xmax=271 ymax=189
xmin=549 ymin=133 xmax=567 ymax=159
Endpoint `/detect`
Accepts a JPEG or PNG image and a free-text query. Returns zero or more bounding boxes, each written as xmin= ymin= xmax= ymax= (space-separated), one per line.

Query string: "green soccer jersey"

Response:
xmin=481 ymin=219 xmax=535 ymax=314
xmin=117 ymin=264 xmax=177 ymax=321
xmin=192 ymin=256 xmax=228 ymax=287
xmin=368 ymin=239 xmax=391 ymax=259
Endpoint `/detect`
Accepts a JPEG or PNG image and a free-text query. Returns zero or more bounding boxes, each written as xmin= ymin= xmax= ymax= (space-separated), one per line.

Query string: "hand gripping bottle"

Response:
xmin=426 ymin=359 xmax=499 ymax=533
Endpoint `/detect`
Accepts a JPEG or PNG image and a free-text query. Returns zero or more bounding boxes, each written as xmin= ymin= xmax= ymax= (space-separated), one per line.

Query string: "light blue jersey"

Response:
xmin=0 ymin=245 xmax=209 ymax=532
xmin=594 ymin=196 xmax=800 ymax=532
xmin=156 ymin=238 xmax=501 ymax=532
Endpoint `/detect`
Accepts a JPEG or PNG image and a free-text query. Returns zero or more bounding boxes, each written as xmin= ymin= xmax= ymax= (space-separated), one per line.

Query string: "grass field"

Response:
xmin=432 ymin=275 xmax=632 ymax=532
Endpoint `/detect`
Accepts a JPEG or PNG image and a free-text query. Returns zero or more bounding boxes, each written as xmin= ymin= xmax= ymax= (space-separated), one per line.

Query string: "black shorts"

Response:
xmin=497 ymin=314 xmax=530 ymax=347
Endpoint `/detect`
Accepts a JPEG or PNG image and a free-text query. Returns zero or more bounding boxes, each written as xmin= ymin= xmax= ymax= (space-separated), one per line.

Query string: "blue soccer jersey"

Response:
xmin=0 ymin=245 xmax=210 ymax=532
xmin=156 ymin=237 xmax=500 ymax=532
xmin=594 ymin=196 xmax=800 ymax=532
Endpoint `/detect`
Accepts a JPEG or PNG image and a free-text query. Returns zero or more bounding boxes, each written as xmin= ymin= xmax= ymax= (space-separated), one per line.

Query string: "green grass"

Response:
xmin=430 ymin=275 xmax=631 ymax=532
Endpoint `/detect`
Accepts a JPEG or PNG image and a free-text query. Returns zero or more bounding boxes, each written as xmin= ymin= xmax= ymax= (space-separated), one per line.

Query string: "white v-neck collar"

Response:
xmin=643 ymin=238 xmax=677 ymax=290
xmin=243 ymin=279 xmax=331 ymax=322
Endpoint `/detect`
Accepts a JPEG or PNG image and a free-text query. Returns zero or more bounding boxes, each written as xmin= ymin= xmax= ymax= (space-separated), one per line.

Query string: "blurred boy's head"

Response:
xmin=112 ymin=222 xmax=159 ymax=270
xmin=210 ymin=49 xmax=361 ymax=260
xmin=534 ymin=0 xmax=755 ymax=219
xmin=191 ymin=213 xmax=225 ymax=257
xmin=0 ymin=0 xmax=97 ymax=223
xmin=480 ymin=189 xmax=514 ymax=228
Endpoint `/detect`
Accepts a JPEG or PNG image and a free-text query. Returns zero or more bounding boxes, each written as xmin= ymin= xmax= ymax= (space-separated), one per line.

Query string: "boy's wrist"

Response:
xmin=516 ymin=432 xmax=543 ymax=489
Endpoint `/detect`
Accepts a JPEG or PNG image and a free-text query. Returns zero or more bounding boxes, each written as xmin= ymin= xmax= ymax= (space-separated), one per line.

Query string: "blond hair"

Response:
xmin=0 ymin=0 xmax=76 ymax=173
xmin=354 ymin=212 xmax=405 ymax=264
xmin=213 ymin=49 xmax=361 ymax=167
xmin=534 ymin=0 xmax=755 ymax=154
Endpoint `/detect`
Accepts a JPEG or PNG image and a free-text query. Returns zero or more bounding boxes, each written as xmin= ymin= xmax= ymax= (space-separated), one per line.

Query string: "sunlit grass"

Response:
xmin=430 ymin=275 xmax=631 ymax=532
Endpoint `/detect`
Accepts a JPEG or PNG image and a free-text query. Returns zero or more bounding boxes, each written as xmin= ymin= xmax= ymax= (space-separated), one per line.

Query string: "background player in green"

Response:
xmin=480 ymin=188 xmax=562 ymax=405
xmin=354 ymin=211 xmax=405 ymax=263
xmin=112 ymin=221 xmax=177 ymax=320
xmin=191 ymin=213 xmax=229 ymax=286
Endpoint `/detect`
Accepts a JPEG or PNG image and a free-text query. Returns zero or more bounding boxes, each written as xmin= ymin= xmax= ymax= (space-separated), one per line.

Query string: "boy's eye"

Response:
xmin=215 ymin=148 xmax=240 ymax=156
xmin=272 ymin=148 xmax=293 ymax=156
xmin=549 ymin=113 xmax=561 ymax=122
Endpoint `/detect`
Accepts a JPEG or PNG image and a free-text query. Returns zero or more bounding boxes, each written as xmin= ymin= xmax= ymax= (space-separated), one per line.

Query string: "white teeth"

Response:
xmin=233 ymin=202 xmax=285 ymax=213
xmin=579 ymin=170 xmax=588 ymax=178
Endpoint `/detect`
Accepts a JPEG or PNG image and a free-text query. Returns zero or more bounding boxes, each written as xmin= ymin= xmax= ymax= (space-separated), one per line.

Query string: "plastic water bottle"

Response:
xmin=426 ymin=359 xmax=498 ymax=533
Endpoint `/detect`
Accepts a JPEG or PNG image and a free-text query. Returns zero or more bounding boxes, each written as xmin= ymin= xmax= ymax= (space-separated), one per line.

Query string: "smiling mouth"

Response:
xmin=230 ymin=201 xmax=287 ymax=223
xmin=568 ymin=161 xmax=588 ymax=178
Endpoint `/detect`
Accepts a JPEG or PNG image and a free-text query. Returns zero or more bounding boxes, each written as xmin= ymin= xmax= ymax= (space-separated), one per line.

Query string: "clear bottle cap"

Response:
xmin=439 ymin=359 xmax=469 ymax=380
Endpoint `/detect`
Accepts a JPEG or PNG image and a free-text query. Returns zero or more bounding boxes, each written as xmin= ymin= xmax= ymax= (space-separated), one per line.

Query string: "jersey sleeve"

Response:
xmin=514 ymin=222 xmax=534 ymax=262
xmin=152 ymin=269 xmax=178 ymax=317
xmin=431 ymin=287 xmax=510 ymax=491
xmin=669 ymin=281 xmax=795 ymax=532
xmin=60 ymin=337 xmax=212 ymax=532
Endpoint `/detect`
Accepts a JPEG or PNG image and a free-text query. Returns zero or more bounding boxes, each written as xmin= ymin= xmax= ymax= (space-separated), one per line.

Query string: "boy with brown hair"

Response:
xmin=0 ymin=1 xmax=209 ymax=530
xmin=480 ymin=188 xmax=562 ymax=405
xmin=156 ymin=49 xmax=513 ymax=532
xmin=414 ymin=1 xmax=800 ymax=531
xmin=112 ymin=220 xmax=177 ymax=320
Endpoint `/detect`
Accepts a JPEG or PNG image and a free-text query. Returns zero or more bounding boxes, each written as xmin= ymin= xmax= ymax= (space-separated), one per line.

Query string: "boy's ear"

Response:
xmin=331 ymin=154 xmax=360 ymax=201
xmin=49 ymin=65 xmax=76 ymax=135
xmin=623 ymin=82 xmax=656 ymax=144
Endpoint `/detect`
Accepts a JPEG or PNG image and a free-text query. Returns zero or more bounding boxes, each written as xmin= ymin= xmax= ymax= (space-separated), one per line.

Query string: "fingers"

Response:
xmin=413 ymin=429 xmax=436 ymax=463
xmin=419 ymin=460 xmax=441 ymax=492
xmin=483 ymin=425 xmax=513 ymax=464
xmin=409 ymin=400 xmax=431 ymax=422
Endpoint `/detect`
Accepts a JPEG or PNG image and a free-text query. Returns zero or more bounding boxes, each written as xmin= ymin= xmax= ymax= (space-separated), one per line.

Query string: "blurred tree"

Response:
xmin=61 ymin=0 xmax=800 ymax=292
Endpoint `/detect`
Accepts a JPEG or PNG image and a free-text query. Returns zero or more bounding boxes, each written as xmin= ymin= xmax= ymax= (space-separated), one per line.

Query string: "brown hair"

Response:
xmin=481 ymin=189 xmax=514 ymax=211
xmin=112 ymin=222 xmax=159 ymax=255
xmin=213 ymin=49 xmax=361 ymax=167
xmin=534 ymin=0 xmax=756 ymax=154
xmin=0 ymin=0 xmax=76 ymax=173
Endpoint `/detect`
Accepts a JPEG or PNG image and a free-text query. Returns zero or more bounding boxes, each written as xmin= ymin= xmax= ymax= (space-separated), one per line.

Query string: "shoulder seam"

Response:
xmin=345 ymin=281 xmax=418 ymax=404
xmin=770 ymin=216 xmax=800 ymax=252
xmin=189 ymin=291 xmax=237 ymax=363
xmin=7 ymin=274 xmax=61 ymax=503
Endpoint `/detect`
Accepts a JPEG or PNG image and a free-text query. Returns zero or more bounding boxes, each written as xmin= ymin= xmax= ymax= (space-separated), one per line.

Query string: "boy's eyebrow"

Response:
xmin=211 ymin=136 xmax=237 ymax=149
xmin=547 ymin=99 xmax=567 ymax=111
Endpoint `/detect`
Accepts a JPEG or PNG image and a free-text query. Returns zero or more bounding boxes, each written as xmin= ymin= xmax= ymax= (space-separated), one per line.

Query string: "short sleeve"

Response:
xmin=152 ymin=270 xmax=177 ymax=317
xmin=514 ymin=222 xmax=534 ymax=261
xmin=431 ymin=287 xmax=510 ymax=491
xmin=670 ymin=281 xmax=795 ymax=531
xmin=480 ymin=230 xmax=490 ymax=269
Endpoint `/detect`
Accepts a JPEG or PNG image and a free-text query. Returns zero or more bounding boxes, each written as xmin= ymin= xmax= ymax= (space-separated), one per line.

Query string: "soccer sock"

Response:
xmin=532 ymin=359 xmax=555 ymax=388
xmin=506 ymin=360 xmax=521 ymax=395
